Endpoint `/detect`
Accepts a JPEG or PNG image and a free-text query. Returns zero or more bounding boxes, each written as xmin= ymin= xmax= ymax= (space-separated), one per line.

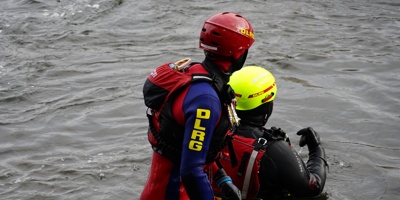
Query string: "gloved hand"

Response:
xmin=270 ymin=126 xmax=291 ymax=145
xmin=296 ymin=127 xmax=320 ymax=150
xmin=213 ymin=168 xmax=241 ymax=200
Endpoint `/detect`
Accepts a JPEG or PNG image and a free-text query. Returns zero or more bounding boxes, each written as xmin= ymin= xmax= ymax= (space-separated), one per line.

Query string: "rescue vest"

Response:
xmin=213 ymin=127 xmax=290 ymax=199
xmin=143 ymin=59 xmax=232 ymax=164
xmin=215 ymin=135 xmax=266 ymax=199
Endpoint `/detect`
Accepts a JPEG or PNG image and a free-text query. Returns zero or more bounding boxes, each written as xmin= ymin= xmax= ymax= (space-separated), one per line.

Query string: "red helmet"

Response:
xmin=199 ymin=12 xmax=255 ymax=59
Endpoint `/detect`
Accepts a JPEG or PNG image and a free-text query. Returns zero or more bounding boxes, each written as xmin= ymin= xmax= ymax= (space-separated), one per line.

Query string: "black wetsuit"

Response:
xmin=236 ymin=123 xmax=327 ymax=199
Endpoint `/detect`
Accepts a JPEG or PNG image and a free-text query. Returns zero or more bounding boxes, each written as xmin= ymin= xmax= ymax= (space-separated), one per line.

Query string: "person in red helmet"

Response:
xmin=140 ymin=12 xmax=255 ymax=200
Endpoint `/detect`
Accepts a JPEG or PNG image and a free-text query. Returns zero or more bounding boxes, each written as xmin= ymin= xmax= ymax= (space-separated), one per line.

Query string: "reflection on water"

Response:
xmin=0 ymin=0 xmax=399 ymax=199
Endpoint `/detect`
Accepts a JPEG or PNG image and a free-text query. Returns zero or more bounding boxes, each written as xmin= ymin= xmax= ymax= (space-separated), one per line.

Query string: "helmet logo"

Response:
xmin=248 ymin=82 xmax=276 ymax=98
xmin=240 ymin=28 xmax=254 ymax=39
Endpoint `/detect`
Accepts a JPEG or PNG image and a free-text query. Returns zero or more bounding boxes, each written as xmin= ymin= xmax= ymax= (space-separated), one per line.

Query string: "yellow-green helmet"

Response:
xmin=229 ymin=66 xmax=277 ymax=111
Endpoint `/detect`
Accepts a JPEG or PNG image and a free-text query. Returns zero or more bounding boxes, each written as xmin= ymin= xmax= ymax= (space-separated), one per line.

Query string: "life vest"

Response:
xmin=213 ymin=134 xmax=266 ymax=199
xmin=211 ymin=127 xmax=290 ymax=199
xmin=143 ymin=60 xmax=232 ymax=164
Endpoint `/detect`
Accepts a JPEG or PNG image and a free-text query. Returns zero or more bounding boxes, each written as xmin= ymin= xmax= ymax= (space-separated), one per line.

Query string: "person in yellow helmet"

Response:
xmin=207 ymin=66 xmax=328 ymax=199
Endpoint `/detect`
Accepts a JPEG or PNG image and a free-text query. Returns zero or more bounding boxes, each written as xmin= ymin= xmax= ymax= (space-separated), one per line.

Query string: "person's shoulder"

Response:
xmin=187 ymin=62 xmax=208 ymax=74
xmin=266 ymin=139 xmax=293 ymax=155
xmin=189 ymin=81 xmax=218 ymax=96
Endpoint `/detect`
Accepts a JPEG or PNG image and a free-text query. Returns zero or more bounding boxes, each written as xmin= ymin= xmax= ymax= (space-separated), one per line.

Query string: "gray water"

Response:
xmin=1 ymin=0 xmax=399 ymax=199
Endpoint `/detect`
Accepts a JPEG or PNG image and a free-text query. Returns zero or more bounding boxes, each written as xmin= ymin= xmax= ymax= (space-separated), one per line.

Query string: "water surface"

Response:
xmin=1 ymin=0 xmax=399 ymax=199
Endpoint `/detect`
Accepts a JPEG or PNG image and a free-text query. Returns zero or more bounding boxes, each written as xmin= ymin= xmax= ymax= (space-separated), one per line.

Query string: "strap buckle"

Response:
xmin=258 ymin=137 xmax=268 ymax=145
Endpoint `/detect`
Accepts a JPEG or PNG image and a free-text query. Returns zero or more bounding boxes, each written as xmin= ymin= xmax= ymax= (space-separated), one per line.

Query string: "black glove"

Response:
xmin=296 ymin=127 xmax=320 ymax=150
xmin=213 ymin=168 xmax=241 ymax=200
xmin=263 ymin=126 xmax=291 ymax=145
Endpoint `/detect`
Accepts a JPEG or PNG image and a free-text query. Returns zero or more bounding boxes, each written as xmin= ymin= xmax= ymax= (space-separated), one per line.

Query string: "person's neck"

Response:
xmin=239 ymin=118 xmax=265 ymax=127
xmin=202 ymin=56 xmax=230 ymax=83
xmin=201 ymin=56 xmax=236 ymax=105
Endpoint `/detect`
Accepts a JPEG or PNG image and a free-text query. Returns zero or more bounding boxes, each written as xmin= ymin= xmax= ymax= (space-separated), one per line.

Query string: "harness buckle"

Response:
xmin=257 ymin=137 xmax=268 ymax=145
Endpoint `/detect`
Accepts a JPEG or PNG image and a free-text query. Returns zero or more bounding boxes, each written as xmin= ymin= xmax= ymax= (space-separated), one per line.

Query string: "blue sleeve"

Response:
xmin=180 ymin=82 xmax=221 ymax=199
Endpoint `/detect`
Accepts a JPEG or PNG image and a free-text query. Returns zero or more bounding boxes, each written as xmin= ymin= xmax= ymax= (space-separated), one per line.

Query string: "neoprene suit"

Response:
xmin=237 ymin=123 xmax=327 ymax=199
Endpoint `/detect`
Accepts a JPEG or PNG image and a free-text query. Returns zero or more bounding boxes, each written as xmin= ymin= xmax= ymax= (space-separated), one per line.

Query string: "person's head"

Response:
xmin=228 ymin=66 xmax=277 ymax=126
xmin=199 ymin=12 xmax=254 ymax=76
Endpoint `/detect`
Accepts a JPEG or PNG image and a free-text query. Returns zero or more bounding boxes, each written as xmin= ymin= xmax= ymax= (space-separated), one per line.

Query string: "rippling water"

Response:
xmin=1 ymin=0 xmax=399 ymax=199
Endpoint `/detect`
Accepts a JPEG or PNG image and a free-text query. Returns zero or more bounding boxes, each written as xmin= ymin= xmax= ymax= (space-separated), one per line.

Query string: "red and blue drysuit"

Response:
xmin=140 ymin=64 xmax=229 ymax=200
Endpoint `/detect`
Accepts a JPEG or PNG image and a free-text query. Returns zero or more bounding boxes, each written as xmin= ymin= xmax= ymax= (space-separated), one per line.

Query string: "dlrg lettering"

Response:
xmin=188 ymin=109 xmax=210 ymax=151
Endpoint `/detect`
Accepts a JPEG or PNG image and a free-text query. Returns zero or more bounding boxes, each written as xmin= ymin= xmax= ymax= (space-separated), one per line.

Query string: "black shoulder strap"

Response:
xmin=226 ymin=135 xmax=239 ymax=167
